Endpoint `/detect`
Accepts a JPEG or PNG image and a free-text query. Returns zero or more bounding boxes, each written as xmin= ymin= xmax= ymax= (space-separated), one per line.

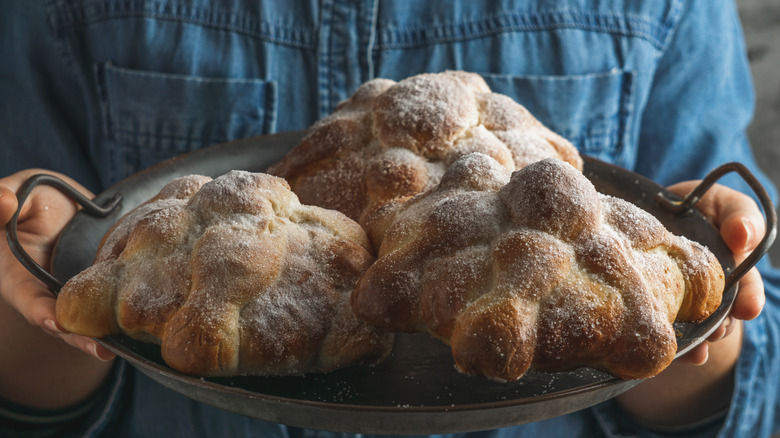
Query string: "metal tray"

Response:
xmin=7 ymin=130 xmax=776 ymax=435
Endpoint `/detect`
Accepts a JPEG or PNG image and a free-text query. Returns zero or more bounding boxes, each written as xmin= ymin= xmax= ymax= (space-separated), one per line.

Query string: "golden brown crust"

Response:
xmin=352 ymin=154 xmax=724 ymax=381
xmin=268 ymin=71 xmax=582 ymax=248
xmin=56 ymin=171 xmax=393 ymax=377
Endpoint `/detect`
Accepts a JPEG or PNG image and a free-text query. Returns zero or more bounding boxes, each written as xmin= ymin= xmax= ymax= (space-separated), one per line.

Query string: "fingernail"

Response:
xmin=88 ymin=342 xmax=113 ymax=361
xmin=708 ymin=323 xmax=725 ymax=342
xmin=742 ymin=217 xmax=754 ymax=251
xmin=88 ymin=342 xmax=102 ymax=359
xmin=45 ymin=319 xmax=64 ymax=334
xmin=720 ymin=317 xmax=730 ymax=338
xmin=699 ymin=348 xmax=710 ymax=366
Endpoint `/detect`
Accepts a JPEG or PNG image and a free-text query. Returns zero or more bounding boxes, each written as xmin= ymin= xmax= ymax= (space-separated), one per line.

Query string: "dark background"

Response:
xmin=739 ymin=0 xmax=779 ymax=265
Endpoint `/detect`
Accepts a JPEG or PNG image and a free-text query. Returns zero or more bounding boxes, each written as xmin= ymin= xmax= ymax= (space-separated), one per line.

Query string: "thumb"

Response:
xmin=667 ymin=181 xmax=765 ymax=255
xmin=720 ymin=212 xmax=763 ymax=257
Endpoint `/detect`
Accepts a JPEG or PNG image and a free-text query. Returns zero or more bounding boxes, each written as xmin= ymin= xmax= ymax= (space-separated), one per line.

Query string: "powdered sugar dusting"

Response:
xmin=353 ymin=154 xmax=724 ymax=381
xmin=58 ymin=171 xmax=392 ymax=377
xmin=373 ymin=72 xmax=480 ymax=157
xmin=268 ymin=71 xmax=582 ymax=243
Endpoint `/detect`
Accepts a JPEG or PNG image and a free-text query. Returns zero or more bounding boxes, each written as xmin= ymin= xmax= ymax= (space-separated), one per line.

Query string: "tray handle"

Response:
xmin=5 ymin=174 xmax=122 ymax=294
xmin=655 ymin=162 xmax=777 ymax=291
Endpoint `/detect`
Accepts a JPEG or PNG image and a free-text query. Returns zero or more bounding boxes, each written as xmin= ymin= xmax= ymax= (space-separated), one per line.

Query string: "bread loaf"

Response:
xmin=268 ymin=71 xmax=582 ymax=248
xmin=56 ymin=71 xmax=724 ymax=384
xmin=352 ymin=153 xmax=724 ymax=381
xmin=56 ymin=171 xmax=393 ymax=376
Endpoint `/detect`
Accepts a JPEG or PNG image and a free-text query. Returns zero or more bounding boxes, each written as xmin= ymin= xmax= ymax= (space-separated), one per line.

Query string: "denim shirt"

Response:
xmin=2 ymin=0 xmax=779 ymax=437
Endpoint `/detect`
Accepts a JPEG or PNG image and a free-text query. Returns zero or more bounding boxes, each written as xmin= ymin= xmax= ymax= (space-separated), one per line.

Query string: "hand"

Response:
xmin=667 ymin=181 xmax=766 ymax=365
xmin=0 ymin=169 xmax=115 ymax=361
xmin=616 ymin=181 xmax=766 ymax=426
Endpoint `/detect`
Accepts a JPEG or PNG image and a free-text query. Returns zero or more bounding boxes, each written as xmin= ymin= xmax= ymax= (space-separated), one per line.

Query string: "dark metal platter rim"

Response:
xmin=96 ymin=333 xmax=633 ymax=414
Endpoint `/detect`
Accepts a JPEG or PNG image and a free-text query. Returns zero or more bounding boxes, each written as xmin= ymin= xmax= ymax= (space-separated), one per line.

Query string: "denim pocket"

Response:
xmin=95 ymin=62 xmax=278 ymax=181
xmin=481 ymin=69 xmax=635 ymax=166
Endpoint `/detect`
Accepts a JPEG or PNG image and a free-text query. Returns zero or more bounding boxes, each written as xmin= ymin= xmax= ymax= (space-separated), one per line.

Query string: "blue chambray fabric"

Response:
xmin=2 ymin=0 xmax=779 ymax=437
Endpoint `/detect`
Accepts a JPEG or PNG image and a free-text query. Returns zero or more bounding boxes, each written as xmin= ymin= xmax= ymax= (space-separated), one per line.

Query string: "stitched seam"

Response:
xmin=364 ymin=0 xmax=379 ymax=81
xmin=104 ymin=63 xmax=275 ymax=84
xmin=263 ymin=81 xmax=278 ymax=134
xmin=378 ymin=22 xmax=662 ymax=50
xmin=113 ymin=129 xmax=240 ymax=141
xmin=49 ymin=0 xmax=317 ymax=50
xmin=317 ymin=0 xmax=335 ymax=118
xmin=656 ymin=0 xmax=685 ymax=52
xmin=376 ymin=10 xmax=671 ymax=51
xmin=111 ymin=122 xmax=267 ymax=147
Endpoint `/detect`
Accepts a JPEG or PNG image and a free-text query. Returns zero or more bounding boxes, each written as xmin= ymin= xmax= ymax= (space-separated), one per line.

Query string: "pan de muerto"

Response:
xmin=56 ymin=171 xmax=393 ymax=376
xmin=352 ymin=153 xmax=724 ymax=381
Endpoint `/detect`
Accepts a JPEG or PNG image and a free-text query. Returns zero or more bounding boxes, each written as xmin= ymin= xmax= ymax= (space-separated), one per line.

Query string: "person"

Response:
xmin=1 ymin=0 xmax=778 ymax=436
